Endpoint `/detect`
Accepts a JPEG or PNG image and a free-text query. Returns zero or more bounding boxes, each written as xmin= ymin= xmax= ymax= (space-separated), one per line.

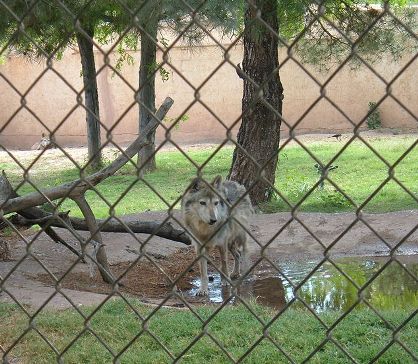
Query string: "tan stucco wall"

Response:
xmin=0 ymin=40 xmax=417 ymax=150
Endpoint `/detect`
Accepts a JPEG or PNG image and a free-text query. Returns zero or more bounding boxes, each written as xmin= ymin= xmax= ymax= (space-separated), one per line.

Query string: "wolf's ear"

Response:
xmin=189 ymin=178 xmax=205 ymax=192
xmin=211 ymin=175 xmax=222 ymax=189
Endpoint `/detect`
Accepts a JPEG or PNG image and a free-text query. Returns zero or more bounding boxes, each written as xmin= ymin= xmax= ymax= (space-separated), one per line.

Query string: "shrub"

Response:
xmin=367 ymin=102 xmax=381 ymax=130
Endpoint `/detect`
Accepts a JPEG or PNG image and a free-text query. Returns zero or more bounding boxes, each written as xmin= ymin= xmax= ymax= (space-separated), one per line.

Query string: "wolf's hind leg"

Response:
xmin=230 ymin=235 xmax=249 ymax=280
xmin=240 ymin=239 xmax=249 ymax=277
xmin=219 ymin=245 xmax=230 ymax=286
xmin=230 ymin=242 xmax=241 ymax=280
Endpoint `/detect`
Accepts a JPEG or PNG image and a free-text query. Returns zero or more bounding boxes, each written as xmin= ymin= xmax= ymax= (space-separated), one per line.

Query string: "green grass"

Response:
xmin=266 ymin=135 xmax=418 ymax=213
xmin=0 ymin=300 xmax=416 ymax=363
xmin=1 ymin=135 xmax=417 ymax=217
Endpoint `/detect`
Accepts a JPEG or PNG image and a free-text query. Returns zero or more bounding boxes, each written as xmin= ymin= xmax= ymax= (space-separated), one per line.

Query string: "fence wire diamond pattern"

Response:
xmin=0 ymin=0 xmax=417 ymax=363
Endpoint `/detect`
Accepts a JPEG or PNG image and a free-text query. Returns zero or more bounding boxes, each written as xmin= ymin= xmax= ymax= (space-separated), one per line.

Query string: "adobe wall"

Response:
xmin=0 ymin=40 xmax=416 ymax=150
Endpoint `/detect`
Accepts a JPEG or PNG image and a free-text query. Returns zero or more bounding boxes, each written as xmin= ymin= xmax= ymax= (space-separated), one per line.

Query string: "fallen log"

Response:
xmin=1 ymin=171 xmax=86 ymax=261
xmin=10 ymin=214 xmax=191 ymax=245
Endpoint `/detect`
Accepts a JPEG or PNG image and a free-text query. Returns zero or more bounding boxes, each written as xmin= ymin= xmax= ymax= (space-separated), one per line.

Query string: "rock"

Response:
xmin=0 ymin=239 xmax=11 ymax=261
xmin=30 ymin=133 xmax=56 ymax=150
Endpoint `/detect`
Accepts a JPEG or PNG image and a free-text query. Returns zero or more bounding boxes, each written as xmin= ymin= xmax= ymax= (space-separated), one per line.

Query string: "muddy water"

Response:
xmin=189 ymin=257 xmax=418 ymax=312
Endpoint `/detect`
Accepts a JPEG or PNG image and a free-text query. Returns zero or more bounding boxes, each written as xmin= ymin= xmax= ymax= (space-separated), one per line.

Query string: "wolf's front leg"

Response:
xmin=196 ymin=247 xmax=209 ymax=296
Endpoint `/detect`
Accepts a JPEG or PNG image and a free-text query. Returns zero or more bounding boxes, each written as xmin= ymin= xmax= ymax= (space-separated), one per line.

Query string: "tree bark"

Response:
xmin=228 ymin=0 xmax=284 ymax=205
xmin=76 ymin=23 xmax=102 ymax=171
xmin=137 ymin=11 xmax=160 ymax=175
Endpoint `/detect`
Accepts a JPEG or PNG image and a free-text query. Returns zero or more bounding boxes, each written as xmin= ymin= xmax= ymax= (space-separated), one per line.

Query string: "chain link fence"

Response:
xmin=0 ymin=0 xmax=417 ymax=363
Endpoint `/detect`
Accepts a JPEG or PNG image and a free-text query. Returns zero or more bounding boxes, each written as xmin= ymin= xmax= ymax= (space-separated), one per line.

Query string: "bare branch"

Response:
xmin=1 ymin=171 xmax=84 ymax=260
xmin=72 ymin=195 xmax=115 ymax=284
xmin=235 ymin=63 xmax=245 ymax=79
xmin=11 ymin=214 xmax=191 ymax=245
xmin=1 ymin=97 xmax=174 ymax=214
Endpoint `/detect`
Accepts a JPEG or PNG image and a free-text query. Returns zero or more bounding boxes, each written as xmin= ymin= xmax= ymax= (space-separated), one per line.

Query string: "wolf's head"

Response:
xmin=181 ymin=175 xmax=228 ymax=228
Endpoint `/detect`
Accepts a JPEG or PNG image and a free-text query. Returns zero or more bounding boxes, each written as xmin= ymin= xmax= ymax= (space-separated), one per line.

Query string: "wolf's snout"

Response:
xmin=209 ymin=219 xmax=217 ymax=225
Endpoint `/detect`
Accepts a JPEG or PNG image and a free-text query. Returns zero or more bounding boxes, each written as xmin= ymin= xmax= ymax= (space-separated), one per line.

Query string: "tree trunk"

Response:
xmin=77 ymin=23 xmax=102 ymax=171
xmin=228 ymin=0 xmax=284 ymax=206
xmin=137 ymin=22 xmax=158 ymax=175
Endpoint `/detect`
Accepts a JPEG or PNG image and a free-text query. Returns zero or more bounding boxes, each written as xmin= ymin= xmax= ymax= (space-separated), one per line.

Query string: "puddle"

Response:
xmin=189 ymin=256 xmax=418 ymax=312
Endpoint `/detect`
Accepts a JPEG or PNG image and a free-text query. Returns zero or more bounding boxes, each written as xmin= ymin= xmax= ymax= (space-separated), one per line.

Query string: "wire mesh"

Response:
xmin=0 ymin=0 xmax=417 ymax=363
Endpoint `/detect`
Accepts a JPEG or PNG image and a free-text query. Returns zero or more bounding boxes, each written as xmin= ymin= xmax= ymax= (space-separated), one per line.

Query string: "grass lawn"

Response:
xmin=1 ymin=300 xmax=417 ymax=363
xmin=0 ymin=135 xmax=417 ymax=218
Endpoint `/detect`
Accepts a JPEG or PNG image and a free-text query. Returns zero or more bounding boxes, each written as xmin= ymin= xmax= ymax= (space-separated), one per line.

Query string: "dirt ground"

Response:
xmin=1 ymin=209 xmax=417 ymax=311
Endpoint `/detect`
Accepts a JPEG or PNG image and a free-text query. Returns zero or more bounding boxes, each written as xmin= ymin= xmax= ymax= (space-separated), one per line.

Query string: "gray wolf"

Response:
xmin=181 ymin=175 xmax=253 ymax=296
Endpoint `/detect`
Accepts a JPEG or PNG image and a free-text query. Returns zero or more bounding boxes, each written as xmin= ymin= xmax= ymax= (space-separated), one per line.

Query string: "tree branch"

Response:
xmin=72 ymin=194 xmax=115 ymax=283
xmin=1 ymin=97 xmax=174 ymax=214
xmin=235 ymin=63 xmax=246 ymax=79
xmin=0 ymin=171 xmax=84 ymax=260
xmin=307 ymin=7 xmax=350 ymax=48
xmin=11 ymin=214 xmax=191 ymax=245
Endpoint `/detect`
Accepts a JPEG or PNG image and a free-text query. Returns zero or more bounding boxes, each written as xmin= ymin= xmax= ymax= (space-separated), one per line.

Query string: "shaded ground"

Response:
xmin=1 ymin=209 xmax=417 ymax=310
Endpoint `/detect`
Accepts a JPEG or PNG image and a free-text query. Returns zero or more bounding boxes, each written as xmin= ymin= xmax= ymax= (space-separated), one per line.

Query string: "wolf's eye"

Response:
xmin=199 ymin=201 xmax=206 ymax=205
xmin=214 ymin=201 xmax=219 ymax=206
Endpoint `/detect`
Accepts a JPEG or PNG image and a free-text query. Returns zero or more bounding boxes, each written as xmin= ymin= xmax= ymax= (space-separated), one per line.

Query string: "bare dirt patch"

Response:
xmin=34 ymin=247 xmax=236 ymax=306
xmin=36 ymin=247 xmax=197 ymax=302
xmin=0 ymin=226 xmax=32 ymax=261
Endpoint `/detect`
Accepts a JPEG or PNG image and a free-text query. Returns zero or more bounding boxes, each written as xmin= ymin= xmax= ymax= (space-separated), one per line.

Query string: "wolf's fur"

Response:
xmin=181 ymin=175 xmax=253 ymax=296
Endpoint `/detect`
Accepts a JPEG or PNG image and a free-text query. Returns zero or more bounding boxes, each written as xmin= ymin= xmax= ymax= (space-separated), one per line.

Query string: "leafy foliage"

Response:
xmin=367 ymin=102 xmax=382 ymax=130
xmin=286 ymin=1 xmax=418 ymax=70
xmin=1 ymin=1 xmax=415 ymax=71
xmin=0 ymin=1 xmax=123 ymax=59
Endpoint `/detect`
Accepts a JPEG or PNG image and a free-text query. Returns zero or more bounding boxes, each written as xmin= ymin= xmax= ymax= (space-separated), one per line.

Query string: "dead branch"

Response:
xmin=1 ymin=97 xmax=174 ymax=215
xmin=236 ymin=63 xmax=246 ymax=79
xmin=10 ymin=212 xmax=191 ymax=245
xmin=0 ymin=171 xmax=85 ymax=261
xmin=68 ymin=218 xmax=190 ymax=244
xmin=44 ymin=223 xmax=86 ymax=261
xmin=0 ymin=169 xmax=13 ymax=202
xmin=72 ymin=195 xmax=115 ymax=283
